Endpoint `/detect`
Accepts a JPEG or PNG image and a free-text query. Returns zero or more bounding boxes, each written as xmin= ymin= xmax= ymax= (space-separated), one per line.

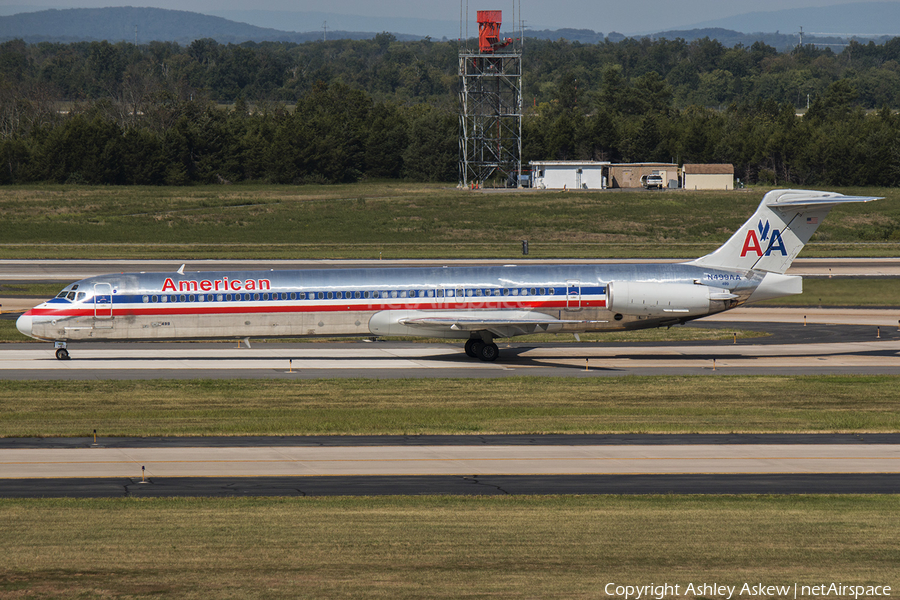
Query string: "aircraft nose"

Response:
xmin=15 ymin=313 xmax=32 ymax=337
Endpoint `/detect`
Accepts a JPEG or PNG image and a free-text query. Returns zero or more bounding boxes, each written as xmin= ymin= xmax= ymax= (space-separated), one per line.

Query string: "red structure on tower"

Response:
xmin=477 ymin=10 xmax=512 ymax=53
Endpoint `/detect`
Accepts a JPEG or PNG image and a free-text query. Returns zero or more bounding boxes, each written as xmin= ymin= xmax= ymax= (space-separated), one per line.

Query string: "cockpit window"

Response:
xmin=56 ymin=291 xmax=68 ymax=298
xmin=66 ymin=291 xmax=76 ymax=300
xmin=75 ymin=292 xmax=86 ymax=302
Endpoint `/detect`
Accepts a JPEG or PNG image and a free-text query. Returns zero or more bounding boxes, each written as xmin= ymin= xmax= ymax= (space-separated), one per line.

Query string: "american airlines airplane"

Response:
xmin=16 ymin=189 xmax=878 ymax=361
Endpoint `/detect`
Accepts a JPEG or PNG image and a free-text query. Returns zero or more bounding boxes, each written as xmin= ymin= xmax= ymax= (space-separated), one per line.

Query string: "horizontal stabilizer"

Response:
xmin=769 ymin=195 xmax=884 ymax=208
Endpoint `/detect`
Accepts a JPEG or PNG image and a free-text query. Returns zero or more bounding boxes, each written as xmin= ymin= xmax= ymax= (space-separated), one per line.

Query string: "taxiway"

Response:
xmin=2 ymin=435 xmax=898 ymax=497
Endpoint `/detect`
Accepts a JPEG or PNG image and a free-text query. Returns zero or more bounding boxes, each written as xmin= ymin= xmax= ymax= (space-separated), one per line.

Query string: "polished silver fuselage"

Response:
xmin=21 ymin=263 xmax=760 ymax=343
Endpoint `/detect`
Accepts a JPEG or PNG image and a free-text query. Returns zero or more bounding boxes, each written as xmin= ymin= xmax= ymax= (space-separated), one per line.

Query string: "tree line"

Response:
xmin=1 ymin=36 xmax=899 ymax=186
xmin=4 ymin=35 xmax=900 ymax=108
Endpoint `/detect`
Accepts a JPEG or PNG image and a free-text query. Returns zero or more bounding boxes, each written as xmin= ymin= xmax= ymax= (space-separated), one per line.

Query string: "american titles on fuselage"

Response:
xmin=162 ymin=277 xmax=272 ymax=292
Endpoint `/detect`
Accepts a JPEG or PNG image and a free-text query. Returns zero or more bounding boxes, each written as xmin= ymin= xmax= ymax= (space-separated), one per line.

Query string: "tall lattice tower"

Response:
xmin=458 ymin=10 xmax=523 ymax=187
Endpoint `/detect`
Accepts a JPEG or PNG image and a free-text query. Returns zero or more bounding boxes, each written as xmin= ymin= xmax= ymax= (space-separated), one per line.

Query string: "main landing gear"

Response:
xmin=464 ymin=338 xmax=499 ymax=362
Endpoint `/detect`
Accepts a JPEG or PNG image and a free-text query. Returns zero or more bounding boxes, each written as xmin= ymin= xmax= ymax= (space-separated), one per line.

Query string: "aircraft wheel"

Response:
xmin=55 ymin=348 xmax=70 ymax=360
xmin=470 ymin=339 xmax=485 ymax=359
xmin=478 ymin=342 xmax=499 ymax=362
xmin=464 ymin=339 xmax=479 ymax=358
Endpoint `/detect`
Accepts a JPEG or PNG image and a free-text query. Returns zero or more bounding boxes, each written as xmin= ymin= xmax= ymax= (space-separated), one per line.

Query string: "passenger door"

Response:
xmin=93 ymin=282 xmax=114 ymax=327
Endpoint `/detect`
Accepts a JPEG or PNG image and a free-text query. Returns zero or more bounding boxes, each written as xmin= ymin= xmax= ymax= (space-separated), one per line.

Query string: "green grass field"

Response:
xmin=2 ymin=495 xmax=897 ymax=599
xmin=2 ymin=376 xmax=897 ymax=437
xmin=1 ymin=183 xmax=899 ymax=258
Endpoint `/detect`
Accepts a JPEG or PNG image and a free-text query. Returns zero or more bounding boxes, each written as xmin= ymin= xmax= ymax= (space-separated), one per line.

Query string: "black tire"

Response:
xmin=55 ymin=348 xmax=70 ymax=360
xmin=478 ymin=342 xmax=499 ymax=362
xmin=464 ymin=339 xmax=478 ymax=358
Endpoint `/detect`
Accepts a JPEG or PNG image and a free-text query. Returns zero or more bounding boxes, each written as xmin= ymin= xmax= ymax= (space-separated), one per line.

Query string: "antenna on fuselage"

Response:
xmin=177 ymin=264 xmax=185 ymax=274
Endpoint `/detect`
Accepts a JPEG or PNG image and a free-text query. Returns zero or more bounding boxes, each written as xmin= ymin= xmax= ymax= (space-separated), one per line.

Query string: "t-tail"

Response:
xmin=688 ymin=189 xmax=881 ymax=274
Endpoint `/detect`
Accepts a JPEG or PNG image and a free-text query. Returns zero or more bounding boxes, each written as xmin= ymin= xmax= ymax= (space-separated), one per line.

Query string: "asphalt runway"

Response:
xmin=2 ymin=316 xmax=899 ymax=378
xmin=2 ymin=435 xmax=899 ymax=497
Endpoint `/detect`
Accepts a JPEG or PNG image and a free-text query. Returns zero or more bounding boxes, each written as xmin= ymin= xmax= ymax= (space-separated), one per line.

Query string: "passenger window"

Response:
xmin=531 ymin=288 xmax=537 ymax=295
xmin=512 ymin=289 xmax=519 ymax=296
xmin=539 ymin=288 xmax=545 ymax=295
xmin=355 ymin=291 xmax=361 ymax=299
xmin=503 ymin=289 xmax=510 ymax=296
xmin=189 ymin=294 xmax=195 ymax=302
xmin=142 ymin=295 xmax=149 ymax=303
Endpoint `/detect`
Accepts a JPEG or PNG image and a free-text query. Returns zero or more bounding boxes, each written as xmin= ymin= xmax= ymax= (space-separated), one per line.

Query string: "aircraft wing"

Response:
xmin=398 ymin=314 xmax=607 ymax=338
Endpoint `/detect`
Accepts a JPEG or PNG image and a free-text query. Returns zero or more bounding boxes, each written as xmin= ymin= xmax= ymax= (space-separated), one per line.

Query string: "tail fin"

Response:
xmin=688 ymin=189 xmax=880 ymax=274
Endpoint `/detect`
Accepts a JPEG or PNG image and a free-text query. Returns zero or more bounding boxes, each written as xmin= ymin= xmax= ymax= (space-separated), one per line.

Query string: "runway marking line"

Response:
xmin=4 ymin=471 xmax=900 ymax=479
xmin=4 ymin=457 xmax=899 ymax=465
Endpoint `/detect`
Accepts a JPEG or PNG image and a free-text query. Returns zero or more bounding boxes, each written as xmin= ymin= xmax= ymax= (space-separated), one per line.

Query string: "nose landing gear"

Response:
xmin=54 ymin=342 xmax=70 ymax=360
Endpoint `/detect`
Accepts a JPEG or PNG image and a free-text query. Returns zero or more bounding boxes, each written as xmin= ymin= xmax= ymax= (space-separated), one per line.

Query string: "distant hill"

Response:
xmin=0 ymin=6 xmax=895 ymax=48
xmin=209 ymin=9 xmax=461 ymax=41
xmin=684 ymin=2 xmax=900 ymax=37
xmin=646 ymin=27 xmax=888 ymax=51
xmin=0 ymin=7 xmax=421 ymax=44
xmin=521 ymin=28 xmax=606 ymax=44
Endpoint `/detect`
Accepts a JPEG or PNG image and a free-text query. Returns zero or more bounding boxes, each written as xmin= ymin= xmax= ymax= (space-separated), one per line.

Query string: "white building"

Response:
xmin=682 ymin=164 xmax=735 ymax=190
xmin=529 ymin=161 xmax=610 ymax=190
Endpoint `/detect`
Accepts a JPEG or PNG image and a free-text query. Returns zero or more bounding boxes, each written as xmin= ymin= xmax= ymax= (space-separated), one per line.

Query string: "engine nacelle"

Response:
xmin=607 ymin=281 xmax=717 ymax=317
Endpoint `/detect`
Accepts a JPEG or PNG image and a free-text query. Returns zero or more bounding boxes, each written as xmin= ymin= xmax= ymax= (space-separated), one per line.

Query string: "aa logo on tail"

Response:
xmin=741 ymin=220 xmax=787 ymax=257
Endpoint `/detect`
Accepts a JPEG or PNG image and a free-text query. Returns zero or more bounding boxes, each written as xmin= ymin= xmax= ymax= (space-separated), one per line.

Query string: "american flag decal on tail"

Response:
xmin=807 ymin=217 xmax=818 ymax=224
